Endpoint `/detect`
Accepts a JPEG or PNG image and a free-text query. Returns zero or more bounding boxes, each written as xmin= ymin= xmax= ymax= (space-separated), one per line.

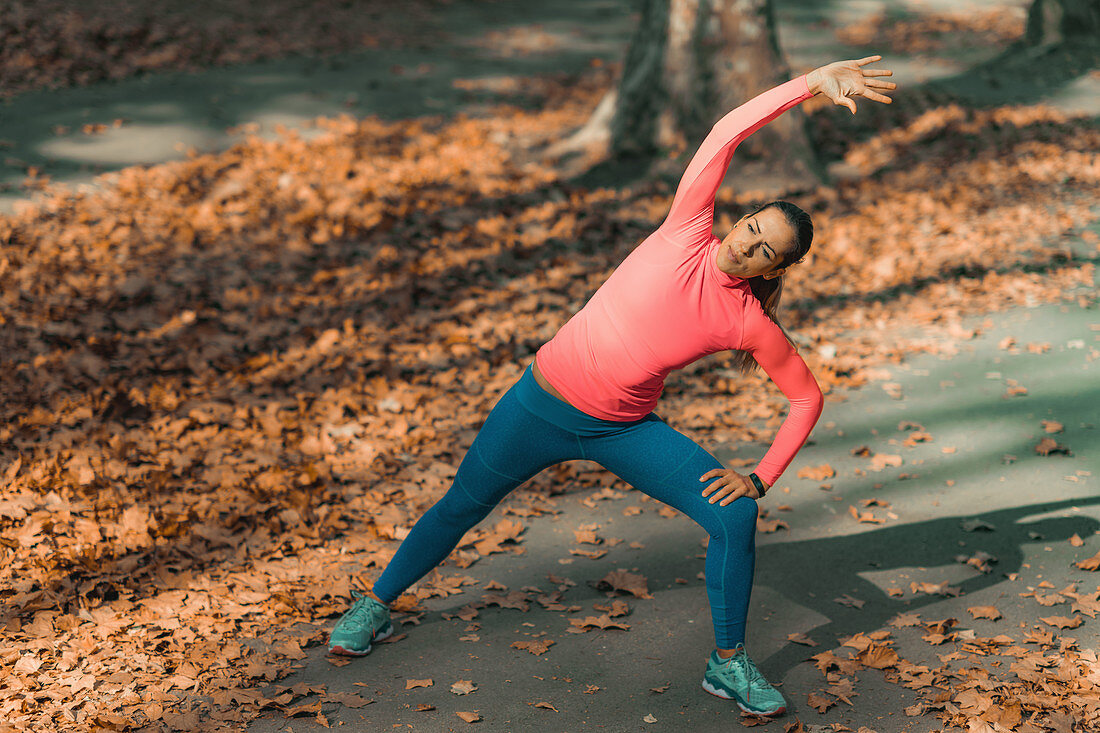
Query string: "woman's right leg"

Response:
xmin=371 ymin=377 xmax=582 ymax=604
xmin=580 ymin=414 xmax=758 ymax=651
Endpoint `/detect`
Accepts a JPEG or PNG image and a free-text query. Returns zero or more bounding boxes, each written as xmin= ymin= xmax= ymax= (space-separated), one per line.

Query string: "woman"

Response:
xmin=329 ymin=55 xmax=895 ymax=717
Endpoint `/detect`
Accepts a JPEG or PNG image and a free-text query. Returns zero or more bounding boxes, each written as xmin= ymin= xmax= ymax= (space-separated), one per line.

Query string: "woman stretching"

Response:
xmin=329 ymin=55 xmax=895 ymax=717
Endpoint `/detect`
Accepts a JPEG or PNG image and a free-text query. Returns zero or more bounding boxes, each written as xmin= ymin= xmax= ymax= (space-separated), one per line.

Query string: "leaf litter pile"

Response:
xmin=0 ymin=0 xmax=446 ymax=100
xmin=2 ymin=48 xmax=1099 ymax=731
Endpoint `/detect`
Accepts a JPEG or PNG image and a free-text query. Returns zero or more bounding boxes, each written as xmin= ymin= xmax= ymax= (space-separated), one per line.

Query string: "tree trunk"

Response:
xmin=1025 ymin=0 xmax=1100 ymax=45
xmin=547 ymin=0 xmax=824 ymax=195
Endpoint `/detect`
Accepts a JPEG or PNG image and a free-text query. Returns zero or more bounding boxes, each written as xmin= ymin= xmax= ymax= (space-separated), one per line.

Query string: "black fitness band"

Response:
xmin=748 ymin=472 xmax=766 ymax=496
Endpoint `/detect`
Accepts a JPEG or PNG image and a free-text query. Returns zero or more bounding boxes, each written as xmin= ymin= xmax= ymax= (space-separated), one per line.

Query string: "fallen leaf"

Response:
xmin=807 ymin=691 xmax=836 ymax=713
xmin=594 ymin=569 xmax=653 ymax=599
xmin=870 ymin=453 xmax=902 ymax=470
xmin=569 ymin=614 xmax=630 ymax=632
xmin=1074 ymin=549 xmax=1100 ymax=571
xmin=511 ymin=639 xmax=555 ymax=655
xmin=967 ymin=605 xmax=1003 ymax=621
xmin=450 ymin=679 xmax=477 ymax=695
xmin=834 ymin=594 xmax=865 ymax=609
xmin=797 ymin=464 xmax=835 ymax=481
xmin=1034 ymin=437 xmax=1071 ymax=456
xmin=1040 ymin=615 xmax=1083 ymax=629
xmin=848 ymin=505 xmax=885 ymax=524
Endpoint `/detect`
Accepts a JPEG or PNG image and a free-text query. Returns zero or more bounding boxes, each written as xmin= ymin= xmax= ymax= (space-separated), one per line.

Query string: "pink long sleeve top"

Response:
xmin=534 ymin=74 xmax=824 ymax=486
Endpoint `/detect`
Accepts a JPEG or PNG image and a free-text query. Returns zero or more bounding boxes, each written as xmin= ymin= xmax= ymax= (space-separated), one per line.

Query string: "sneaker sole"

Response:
xmin=329 ymin=621 xmax=395 ymax=656
xmin=701 ymin=678 xmax=785 ymax=717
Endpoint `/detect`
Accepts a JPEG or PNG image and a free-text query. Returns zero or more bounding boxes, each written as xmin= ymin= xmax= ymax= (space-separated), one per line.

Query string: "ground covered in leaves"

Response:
xmin=2 ymin=5 xmax=1099 ymax=732
xmin=0 ymin=0 xmax=454 ymax=100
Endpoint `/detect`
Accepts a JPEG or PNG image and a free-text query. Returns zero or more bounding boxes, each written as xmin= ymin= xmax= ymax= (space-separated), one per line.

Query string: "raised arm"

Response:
xmin=658 ymin=54 xmax=896 ymax=251
xmin=656 ymin=74 xmax=813 ymax=250
xmin=740 ymin=312 xmax=824 ymax=488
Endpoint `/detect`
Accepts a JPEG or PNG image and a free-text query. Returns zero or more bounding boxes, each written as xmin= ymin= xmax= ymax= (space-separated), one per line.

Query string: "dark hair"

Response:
xmin=729 ymin=200 xmax=813 ymax=375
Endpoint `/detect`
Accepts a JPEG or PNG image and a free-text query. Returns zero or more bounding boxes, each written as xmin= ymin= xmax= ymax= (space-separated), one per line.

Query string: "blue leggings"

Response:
xmin=372 ymin=362 xmax=758 ymax=648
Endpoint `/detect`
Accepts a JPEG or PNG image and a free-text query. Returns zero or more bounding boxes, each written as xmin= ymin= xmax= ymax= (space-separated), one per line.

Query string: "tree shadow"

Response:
xmin=389 ymin=494 xmax=1098 ymax=668
xmin=755 ymin=496 xmax=1100 ymax=678
xmin=0 ymin=0 xmax=639 ymax=202
xmin=804 ymin=38 xmax=1100 ymax=167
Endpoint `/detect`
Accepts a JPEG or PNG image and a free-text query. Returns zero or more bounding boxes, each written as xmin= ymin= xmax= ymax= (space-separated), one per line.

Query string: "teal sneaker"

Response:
xmin=328 ymin=592 xmax=395 ymax=656
xmin=701 ymin=645 xmax=787 ymax=716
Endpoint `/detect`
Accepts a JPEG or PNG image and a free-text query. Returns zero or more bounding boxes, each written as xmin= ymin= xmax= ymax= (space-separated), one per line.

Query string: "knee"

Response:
xmin=710 ymin=495 xmax=757 ymax=540
xmin=732 ymin=494 xmax=759 ymax=524
xmin=431 ymin=484 xmax=494 ymax=528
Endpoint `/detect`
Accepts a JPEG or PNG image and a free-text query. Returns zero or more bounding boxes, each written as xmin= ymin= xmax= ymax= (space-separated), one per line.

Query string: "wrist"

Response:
xmin=748 ymin=472 xmax=769 ymax=496
xmin=806 ymin=69 xmax=821 ymax=95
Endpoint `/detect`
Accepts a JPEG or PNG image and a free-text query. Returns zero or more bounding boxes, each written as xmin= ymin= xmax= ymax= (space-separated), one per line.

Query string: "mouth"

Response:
xmin=726 ymin=245 xmax=740 ymax=265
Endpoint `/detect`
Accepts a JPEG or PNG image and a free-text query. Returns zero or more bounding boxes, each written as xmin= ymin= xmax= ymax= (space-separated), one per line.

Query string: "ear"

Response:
xmin=762 ymin=267 xmax=787 ymax=281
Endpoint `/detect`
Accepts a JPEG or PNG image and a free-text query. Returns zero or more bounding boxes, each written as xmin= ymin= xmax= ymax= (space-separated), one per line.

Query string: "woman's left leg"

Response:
xmin=581 ymin=414 xmax=757 ymax=650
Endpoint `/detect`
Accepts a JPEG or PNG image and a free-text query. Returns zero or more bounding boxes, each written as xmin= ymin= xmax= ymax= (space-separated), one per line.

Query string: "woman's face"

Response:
xmin=718 ymin=207 xmax=798 ymax=279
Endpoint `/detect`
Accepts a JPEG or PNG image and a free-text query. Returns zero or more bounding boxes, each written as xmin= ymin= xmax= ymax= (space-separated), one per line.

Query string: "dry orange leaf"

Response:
xmin=594 ymin=569 xmax=653 ymax=599
xmin=967 ymin=605 xmax=1003 ymax=621
xmin=757 ymin=517 xmax=789 ymax=533
xmin=1040 ymin=615 xmax=1083 ymax=629
xmin=592 ymin=599 xmax=630 ymax=617
xmin=511 ymin=639 xmax=555 ymax=655
xmin=797 ymin=464 xmax=835 ymax=481
xmin=870 ymin=453 xmax=903 ymax=470
xmin=834 ymin=593 xmax=866 ymax=609
xmin=807 ymin=691 xmax=837 ymax=713
xmin=786 ymin=632 xmax=818 ymax=647
xmin=1035 ymin=437 xmax=1071 ymax=456
xmin=450 ymin=680 xmax=477 ymax=695
xmin=568 ymin=614 xmax=630 ymax=631
xmin=573 ymin=529 xmax=603 ymax=544
xmin=848 ymin=505 xmax=885 ymax=524
xmin=1073 ymin=549 xmax=1100 ymax=571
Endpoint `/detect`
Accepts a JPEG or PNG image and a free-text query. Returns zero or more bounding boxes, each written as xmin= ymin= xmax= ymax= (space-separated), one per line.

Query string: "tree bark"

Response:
xmin=547 ymin=0 xmax=824 ymax=194
xmin=1025 ymin=0 xmax=1100 ymax=45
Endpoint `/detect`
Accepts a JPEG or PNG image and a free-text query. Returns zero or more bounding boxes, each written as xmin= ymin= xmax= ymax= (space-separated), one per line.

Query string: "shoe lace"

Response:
xmin=733 ymin=653 xmax=769 ymax=688
xmin=342 ymin=591 xmax=383 ymax=627
xmin=719 ymin=648 xmax=768 ymax=690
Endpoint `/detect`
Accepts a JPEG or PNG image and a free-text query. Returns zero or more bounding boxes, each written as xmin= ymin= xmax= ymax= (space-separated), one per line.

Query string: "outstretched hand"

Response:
xmin=807 ymin=55 xmax=895 ymax=114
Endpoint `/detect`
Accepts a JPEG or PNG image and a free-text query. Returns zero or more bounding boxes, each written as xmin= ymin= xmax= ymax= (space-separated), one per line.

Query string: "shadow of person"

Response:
xmin=752 ymin=496 xmax=1100 ymax=678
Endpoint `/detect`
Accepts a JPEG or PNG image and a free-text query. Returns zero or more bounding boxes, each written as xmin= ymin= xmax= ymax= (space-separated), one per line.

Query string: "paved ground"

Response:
xmin=240 ymin=274 xmax=1098 ymax=732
